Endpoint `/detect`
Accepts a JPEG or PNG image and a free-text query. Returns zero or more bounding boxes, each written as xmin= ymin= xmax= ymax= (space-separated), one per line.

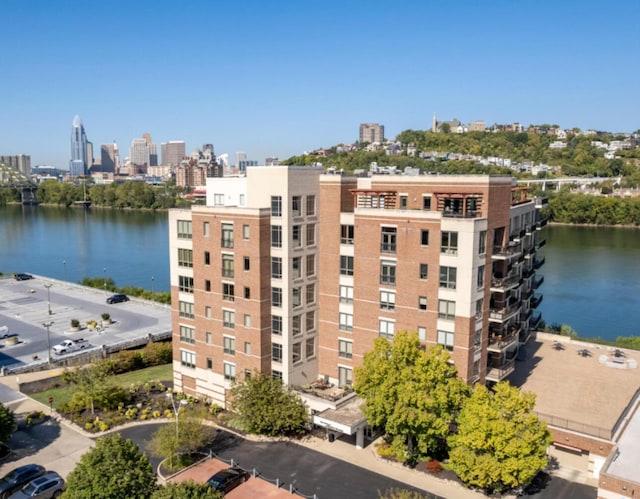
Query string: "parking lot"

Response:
xmin=0 ymin=274 xmax=171 ymax=372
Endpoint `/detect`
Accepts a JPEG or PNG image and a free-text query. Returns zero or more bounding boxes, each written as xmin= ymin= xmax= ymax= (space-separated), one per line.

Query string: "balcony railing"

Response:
xmin=533 ymin=256 xmax=545 ymax=269
xmin=536 ymin=238 xmax=546 ymax=250
xmin=486 ymin=359 xmax=515 ymax=382
xmin=531 ymin=294 xmax=543 ymax=308
xmin=380 ymin=242 xmax=396 ymax=253
xmin=442 ymin=209 xmax=478 ymax=218
xmin=531 ymin=312 xmax=542 ymax=328
xmin=533 ymin=275 xmax=544 ymax=289
xmin=490 ymin=274 xmax=521 ymax=292
xmin=492 ymin=242 xmax=522 ymax=260
xmin=489 ymin=303 xmax=521 ymax=322
xmin=488 ymin=329 xmax=519 ymax=352
xmin=536 ymin=217 xmax=548 ymax=229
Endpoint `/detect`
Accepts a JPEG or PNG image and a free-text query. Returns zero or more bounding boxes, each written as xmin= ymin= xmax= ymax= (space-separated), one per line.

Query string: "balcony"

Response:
xmin=536 ymin=238 xmax=547 ymax=250
xmin=533 ymin=256 xmax=545 ymax=269
xmin=490 ymin=274 xmax=522 ymax=292
xmin=510 ymin=229 xmax=526 ymax=241
xmin=489 ymin=303 xmax=521 ymax=323
xmin=530 ymin=312 xmax=542 ymax=329
xmin=488 ymin=328 xmax=519 ymax=353
xmin=533 ymin=275 xmax=544 ymax=289
xmin=486 ymin=359 xmax=515 ymax=382
xmin=531 ymin=294 xmax=543 ymax=308
xmin=536 ymin=216 xmax=548 ymax=229
xmin=520 ymin=308 xmax=533 ymax=322
xmin=519 ymin=327 xmax=533 ymax=344
xmin=492 ymin=242 xmax=522 ymax=261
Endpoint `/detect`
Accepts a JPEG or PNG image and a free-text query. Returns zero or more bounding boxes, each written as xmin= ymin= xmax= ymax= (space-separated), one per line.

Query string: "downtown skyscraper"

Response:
xmin=69 ymin=115 xmax=89 ymax=177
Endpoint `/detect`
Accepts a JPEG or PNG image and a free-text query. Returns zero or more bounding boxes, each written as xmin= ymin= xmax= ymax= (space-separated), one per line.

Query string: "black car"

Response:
xmin=206 ymin=467 xmax=249 ymax=494
xmin=0 ymin=464 xmax=46 ymax=499
xmin=13 ymin=274 xmax=33 ymax=281
xmin=106 ymin=293 xmax=129 ymax=304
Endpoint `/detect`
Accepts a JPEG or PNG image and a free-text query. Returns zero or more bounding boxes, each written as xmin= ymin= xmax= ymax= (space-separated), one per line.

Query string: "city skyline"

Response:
xmin=1 ymin=0 xmax=638 ymax=169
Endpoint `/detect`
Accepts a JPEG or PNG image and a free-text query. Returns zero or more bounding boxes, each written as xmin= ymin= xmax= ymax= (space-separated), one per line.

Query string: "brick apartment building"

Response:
xmin=168 ymin=166 xmax=545 ymax=411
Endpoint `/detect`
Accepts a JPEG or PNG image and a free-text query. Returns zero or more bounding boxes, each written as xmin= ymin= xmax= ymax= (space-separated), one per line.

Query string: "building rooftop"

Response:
xmin=604 ymin=402 xmax=640 ymax=483
xmin=511 ymin=332 xmax=640 ymax=440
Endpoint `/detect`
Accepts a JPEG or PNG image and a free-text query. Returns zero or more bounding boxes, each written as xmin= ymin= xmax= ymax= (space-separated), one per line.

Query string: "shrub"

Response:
xmin=425 ymin=459 xmax=443 ymax=473
xmin=125 ymin=407 xmax=139 ymax=420
xmin=111 ymin=350 xmax=146 ymax=373
xmin=101 ymin=313 xmax=111 ymax=321
xmin=152 ymin=410 xmax=161 ymax=418
xmin=25 ymin=411 xmax=45 ymax=425
xmin=70 ymin=319 xmax=80 ymax=328
xmin=141 ymin=342 xmax=173 ymax=366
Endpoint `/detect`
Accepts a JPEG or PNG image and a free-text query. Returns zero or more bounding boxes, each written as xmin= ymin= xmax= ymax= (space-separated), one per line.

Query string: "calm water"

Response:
xmin=0 ymin=205 xmax=638 ymax=340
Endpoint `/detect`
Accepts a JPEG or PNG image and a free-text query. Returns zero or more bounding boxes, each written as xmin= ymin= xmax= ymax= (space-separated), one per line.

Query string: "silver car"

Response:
xmin=8 ymin=472 xmax=65 ymax=499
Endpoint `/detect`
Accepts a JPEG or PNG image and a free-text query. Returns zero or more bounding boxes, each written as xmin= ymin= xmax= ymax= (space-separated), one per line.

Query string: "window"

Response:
xmin=475 ymin=299 xmax=483 ymax=319
xmin=340 ymin=285 xmax=354 ymax=304
xmin=214 ymin=193 xmax=224 ymax=206
xmin=244 ymin=341 xmax=251 ymax=354
xmin=206 ymin=332 xmax=212 ymax=344
xmin=422 ymin=196 xmax=431 ymax=211
xmin=223 ymin=362 xmax=236 ymax=381
xmin=292 ymin=225 xmax=301 ymax=247
xmin=180 ymin=350 xmax=195 ymax=368
xmin=306 ymin=311 xmax=315 ymax=332
xmin=271 ymin=225 xmax=282 ymax=248
xmin=338 ymin=366 xmax=353 ymax=387
xmin=179 ymin=325 xmax=195 ymax=344
xmin=306 ymin=195 xmax=316 ymax=216
xmin=292 ymin=257 xmax=301 ymax=279
xmin=179 ymin=301 xmax=194 ymax=319
xmin=437 ymin=330 xmax=454 ymax=351
xmin=341 ymin=225 xmax=354 ymax=245
xmin=292 ymin=342 xmax=302 ymax=363
xmin=421 ymin=229 xmax=430 ymax=246
xmin=205 ymin=280 xmax=211 ymax=292
xmin=221 ymin=223 xmax=234 ymax=248
xmin=340 ymin=255 xmax=354 ymax=276
xmin=222 ymin=283 xmax=234 ymax=301
xmin=477 ymin=265 xmax=485 ymax=288
xmin=244 ymin=287 xmax=250 ymax=299
xmin=438 ymin=299 xmax=456 ymax=320
xmin=222 ymin=254 xmax=234 ymax=277
xmin=306 ymin=224 xmax=316 ymax=246
xmin=271 ymin=257 xmax=282 ymax=279
xmin=177 ymin=220 xmax=192 ymax=239
xmin=204 ymin=251 xmax=210 ymax=266
xmin=339 ymin=313 xmax=353 ymax=332
xmin=272 ymin=315 xmax=282 ymax=335
xmin=243 ymin=257 xmax=250 ymax=271
xmin=306 ymin=337 xmax=315 ymax=358
xmin=272 ymin=287 xmax=282 ymax=307
xmin=479 ymin=230 xmax=487 ymax=255
xmin=292 ymin=196 xmax=302 ymax=216
xmin=205 ymin=306 xmax=212 ymax=319
xmin=292 ymin=315 xmax=301 ymax=335
xmin=399 ymin=195 xmax=408 ymax=209
xmin=271 ymin=196 xmax=282 ymax=217
xmin=306 ymin=254 xmax=315 ymax=277
xmin=419 ymin=296 xmax=427 ymax=310
xmin=179 ymin=276 xmax=194 ymax=293
xmin=292 ymin=287 xmax=302 ymax=307
xmin=223 ymin=336 xmax=236 ymax=355
xmin=207 ymin=358 xmax=213 ymax=370
xmin=380 ymin=260 xmax=396 ymax=285
xmin=178 ymin=248 xmax=193 ymax=267
xmin=381 ymin=227 xmax=397 ymax=253
xmin=380 ymin=290 xmax=396 ymax=310
xmin=439 ymin=266 xmax=457 ymax=289
xmin=418 ymin=327 xmax=426 ymax=342
xmin=223 ymin=310 xmax=235 ymax=329
xmin=272 ymin=343 xmax=283 ymax=363
xmin=272 ymin=370 xmax=283 ymax=381
xmin=420 ymin=263 xmax=428 ymax=280
xmin=441 ymin=231 xmax=458 ymax=255
xmin=203 ymin=222 xmax=210 ymax=237
xmin=339 ymin=340 xmax=353 ymax=359
xmin=239 ymin=194 xmax=245 ymax=206
xmin=306 ymin=283 xmax=316 ymax=304
xmin=243 ymin=224 xmax=250 ymax=239
xmin=474 ymin=328 xmax=482 ymax=347
xmin=379 ymin=319 xmax=395 ymax=340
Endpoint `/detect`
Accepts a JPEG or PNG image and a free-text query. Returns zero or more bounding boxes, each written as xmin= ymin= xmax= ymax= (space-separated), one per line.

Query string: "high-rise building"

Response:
xmin=130 ymin=138 xmax=150 ymax=169
xmin=100 ymin=143 xmax=119 ymax=173
xmin=70 ymin=115 xmax=88 ymax=177
xmin=0 ymin=154 xmax=31 ymax=177
xmin=359 ymin=123 xmax=384 ymax=144
xmin=168 ymin=167 xmax=546 ymax=413
xmin=161 ymin=141 xmax=186 ymax=168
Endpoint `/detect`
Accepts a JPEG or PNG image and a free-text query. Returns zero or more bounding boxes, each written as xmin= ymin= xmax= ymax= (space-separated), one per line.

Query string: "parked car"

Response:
xmin=13 ymin=274 xmax=33 ymax=281
xmin=0 ymin=464 xmax=46 ymax=499
xmin=206 ymin=467 xmax=249 ymax=495
xmin=8 ymin=471 xmax=64 ymax=499
xmin=106 ymin=293 xmax=129 ymax=304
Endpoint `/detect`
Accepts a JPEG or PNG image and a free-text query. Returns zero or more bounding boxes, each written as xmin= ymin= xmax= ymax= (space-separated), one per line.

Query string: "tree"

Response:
xmin=62 ymin=363 xmax=120 ymax=414
xmin=151 ymin=480 xmax=222 ymax=499
xmin=354 ymin=331 xmax=469 ymax=461
xmin=63 ymin=434 xmax=156 ymax=499
xmin=0 ymin=403 xmax=16 ymax=445
xmin=230 ymin=372 xmax=308 ymax=436
xmin=448 ymin=382 xmax=552 ymax=494
xmin=378 ymin=489 xmax=430 ymax=499
xmin=149 ymin=405 xmax=215 ymax=470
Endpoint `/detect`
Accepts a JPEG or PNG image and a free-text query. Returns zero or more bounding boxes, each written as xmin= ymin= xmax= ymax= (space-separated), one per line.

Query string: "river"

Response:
xmin=0 ymin=205 xmax=638 ymax=341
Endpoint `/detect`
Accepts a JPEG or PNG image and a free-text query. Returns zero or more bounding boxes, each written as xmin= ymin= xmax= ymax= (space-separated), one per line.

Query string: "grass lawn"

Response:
xmin=30 ymin=363 xmax=173 ymax=410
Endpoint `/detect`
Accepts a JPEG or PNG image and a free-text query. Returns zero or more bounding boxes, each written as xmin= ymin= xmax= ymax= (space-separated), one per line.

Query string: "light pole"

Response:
xmin=103 ymin=267 xmax=107 ymax=294
xmin=44 ymin=284 xmax=52 ymax=315
xmin=63 ymin=260 xmax=66 ymax=282
xmin=42 ymin=321 xmax=53 ymax=364
xmin=151 ymin=276 xmax=155 ymax=296
xmin=166 ymin=391 xmax=187 ymax=467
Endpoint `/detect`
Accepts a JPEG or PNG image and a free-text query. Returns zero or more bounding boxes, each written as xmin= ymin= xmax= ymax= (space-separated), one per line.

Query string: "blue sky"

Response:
xmin=2 ymin=0 xmax=639 ymax=169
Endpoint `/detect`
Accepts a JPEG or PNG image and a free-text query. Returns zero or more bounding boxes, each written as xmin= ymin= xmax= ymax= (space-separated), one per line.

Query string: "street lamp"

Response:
xmin=44 ymin=284 xmax=52 ymax=315
xmin=166 ymin=391 xmax=187 ymax=467
xmin=42 ymin=321 xmax=53 ymax=364
xmin=103 ymin=267 xmax=107 ymax=294
xmin=63 ymin=260 xmax=67 ymax=282
xmin=151 ymin=276 xmax=155 ymax=297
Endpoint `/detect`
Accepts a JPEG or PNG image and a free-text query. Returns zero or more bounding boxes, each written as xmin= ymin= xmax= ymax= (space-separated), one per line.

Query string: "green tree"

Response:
xmin=354 ymin=331 xmax=469 ymax=461
xmin=62 ymin=434 xmax=156 ymax=499
xmin=230 ymin=372 xmax=308 ymax=436
xmin=62 ymin=363 xmax=119 ymax=415
xmin=448 ymin=382 xmax=551 ymax=494
xmin=0 ymin=403 xmax=16 ymax=445
xmin=151 ymin=480 xmax=222 ymax=499
xmin=378 ymin=489 xmax=430 ymax=499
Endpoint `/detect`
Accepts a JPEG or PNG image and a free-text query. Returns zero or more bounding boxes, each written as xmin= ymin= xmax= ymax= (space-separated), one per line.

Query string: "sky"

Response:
xmin=2 ymin=0 xmax=639 ymax=169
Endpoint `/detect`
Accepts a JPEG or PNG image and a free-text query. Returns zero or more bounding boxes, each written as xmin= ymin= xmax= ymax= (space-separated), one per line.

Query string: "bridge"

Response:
xmin=517 ymin=176 xmax=622 ymax=191
xmin=0 ymin=163 xmax=40 ymax=204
